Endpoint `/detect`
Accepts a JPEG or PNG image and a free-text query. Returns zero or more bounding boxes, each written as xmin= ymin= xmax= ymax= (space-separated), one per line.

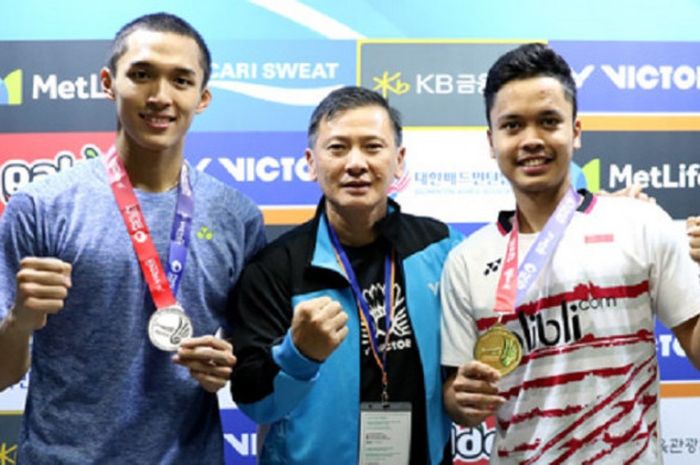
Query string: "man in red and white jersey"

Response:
xmin=440 ymin=43 xmax=700 ymax=464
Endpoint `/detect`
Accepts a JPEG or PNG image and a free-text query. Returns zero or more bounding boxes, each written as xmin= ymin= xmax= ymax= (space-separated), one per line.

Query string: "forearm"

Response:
xmin=688 ymin=317 xmax=700 ymax=370
xmin=0 ymin=311 xmax=32 ymax=390
xmin=671 ymin=314 xmax=700 ymax=370
xmin=232 ymin=331 xmax=320 ymax=423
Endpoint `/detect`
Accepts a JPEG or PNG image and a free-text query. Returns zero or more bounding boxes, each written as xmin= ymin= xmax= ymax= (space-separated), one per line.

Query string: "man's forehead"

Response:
xmin=492 ymin=78 xmax=572 ymax=114
xmin=119 ymin=30 xmax=202 ymax=68
xmin=322 ymin=105 xmax=389 ymax=122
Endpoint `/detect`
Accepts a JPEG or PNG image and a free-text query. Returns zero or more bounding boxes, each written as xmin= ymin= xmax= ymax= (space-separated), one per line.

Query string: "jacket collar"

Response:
xmin=309 ymin=196 xmax=406 ymax=275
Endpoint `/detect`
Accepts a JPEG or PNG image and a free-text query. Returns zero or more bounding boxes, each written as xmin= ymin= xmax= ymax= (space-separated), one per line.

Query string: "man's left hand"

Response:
xmin=173 ymin=335 xmax=236 ymax=393
xmin=688 ymin=216 xmax=700 ymax=264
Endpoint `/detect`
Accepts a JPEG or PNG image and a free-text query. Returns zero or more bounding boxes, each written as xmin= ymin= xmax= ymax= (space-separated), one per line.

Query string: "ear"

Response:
xmin=394 ymin=146 xmax=406 ymax=179
xmin=196 ymin=87 xmax=212 ymax=114
xmin=305 ymin=148 xmax=317 ymax=181
xmin=100 ymin=67 xmax=115 ymax=101
xmin=487 ymin=128 xmax=496 ymax=159
xmin=573 ymin=119 xmax=582 ymax=150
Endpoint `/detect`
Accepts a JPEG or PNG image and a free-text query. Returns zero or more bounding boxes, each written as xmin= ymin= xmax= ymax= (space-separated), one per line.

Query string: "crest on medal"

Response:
xmin=474 ymin=324 xmax=522 ymax=376
xmin=148 ymin=305 xmax=193 ymax=352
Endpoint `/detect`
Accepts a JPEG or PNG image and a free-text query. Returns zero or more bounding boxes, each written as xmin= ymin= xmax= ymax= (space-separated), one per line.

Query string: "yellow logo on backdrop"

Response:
xmin=372 ymin=71 xmax=411 ymax=98
xmin=0 ymin=442 xmax=17 ymax=465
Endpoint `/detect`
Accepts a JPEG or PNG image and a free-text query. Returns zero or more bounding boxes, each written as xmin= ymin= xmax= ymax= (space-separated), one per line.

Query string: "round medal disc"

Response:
xmin=474 ymin=325 xmax=523 ymax=376
xmin=148 ymin=305 xmax=193 ymax=352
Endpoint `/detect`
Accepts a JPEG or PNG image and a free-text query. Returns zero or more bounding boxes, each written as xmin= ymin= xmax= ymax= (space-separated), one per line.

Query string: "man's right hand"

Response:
xmin=12 ymin=257 xmax=72 ymax=333
xmin=444 ymin=360 xmax=506 ymax=427
xmin=291 ymin=296 xmax=349 ymax=362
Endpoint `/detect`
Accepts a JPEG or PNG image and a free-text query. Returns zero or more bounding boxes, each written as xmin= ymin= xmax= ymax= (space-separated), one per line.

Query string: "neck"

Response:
xmin=515 ymin=183 xmax=572 ymax=234
xmin=115 ymin=134 xmax=183 ymax=193
xmin=325 ymin=201 xmax=388 ymax=247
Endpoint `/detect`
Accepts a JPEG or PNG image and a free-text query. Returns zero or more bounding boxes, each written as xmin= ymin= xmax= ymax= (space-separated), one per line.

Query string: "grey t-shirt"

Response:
xmin=0 ymin=157 xmax=265 ymax=465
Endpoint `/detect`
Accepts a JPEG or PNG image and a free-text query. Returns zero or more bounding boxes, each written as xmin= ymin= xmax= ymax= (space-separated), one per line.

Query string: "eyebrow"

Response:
xmin=324 ymin=134 xmax=389 ymax=143
xmin=495 ymin=108 xmax=564 ymax=123
xmin=127 ymin=61 xmax=197 ymax=76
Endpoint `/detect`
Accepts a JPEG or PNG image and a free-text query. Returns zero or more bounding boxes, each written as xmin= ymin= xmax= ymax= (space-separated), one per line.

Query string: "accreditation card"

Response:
xmin=358 ymin=402 xmax=411 ymax=465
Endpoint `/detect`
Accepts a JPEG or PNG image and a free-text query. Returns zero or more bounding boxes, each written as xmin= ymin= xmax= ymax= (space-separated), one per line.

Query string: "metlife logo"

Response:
xmin=0 ymin=40 xmax=113 ymax=132
xmin=552 ymin=41 xmax=700 ymax=112
xmin=575 ymin=131 xmax=700 ymax=219
xmin=0 ymin=69 xmax=22 ymax=105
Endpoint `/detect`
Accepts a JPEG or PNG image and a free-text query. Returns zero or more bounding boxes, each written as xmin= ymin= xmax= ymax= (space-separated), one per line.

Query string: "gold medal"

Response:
xmin=474 ymin=324 xmax=522 ymax=376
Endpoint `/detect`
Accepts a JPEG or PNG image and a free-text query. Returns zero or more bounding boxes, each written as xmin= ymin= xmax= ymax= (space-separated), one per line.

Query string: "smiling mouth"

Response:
xmin=518 ymin=157 xmax=551 ymax=168
xmin=141 ymin=113 xmax=176 ymax=127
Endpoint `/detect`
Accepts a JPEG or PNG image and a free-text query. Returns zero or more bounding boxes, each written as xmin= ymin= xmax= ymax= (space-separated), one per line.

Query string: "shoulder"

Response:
xmin=245 ymin=220 xmax=315 ymax=269
xmin=6 ymin=158 xmax=107 ymax=217
xmin=392 ymin=211 xmax=464 ymax=253
xmin=190 ymin=168 xmax=261 ymax=220
xmin=397 ymin=211 xmax=451 ymax=235
xmin=16 ymin=158 xmax=105 ymax=200
xmin=587 ymin=194 xmax=673 ymax=225
xmin=446 ymin=222 xmax=502 ymax=265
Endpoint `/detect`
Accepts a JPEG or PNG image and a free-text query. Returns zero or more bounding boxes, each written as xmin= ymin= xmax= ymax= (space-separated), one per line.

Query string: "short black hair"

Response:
xmin=307 ymin=86 xmax=403 ymax=147
xmin=484 ymin=43 xmax=577 ymax=126
xmin=107 ymin=12 xmax=211 ymax=87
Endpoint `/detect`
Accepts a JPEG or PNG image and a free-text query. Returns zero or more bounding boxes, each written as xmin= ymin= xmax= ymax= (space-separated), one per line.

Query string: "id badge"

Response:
xmin=358 ymin=402 xmax=411 ymax=465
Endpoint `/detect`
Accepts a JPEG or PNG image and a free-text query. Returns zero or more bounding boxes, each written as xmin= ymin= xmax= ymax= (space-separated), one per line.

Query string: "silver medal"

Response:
xmin=148 ymin=305 xmax=193 ymax=352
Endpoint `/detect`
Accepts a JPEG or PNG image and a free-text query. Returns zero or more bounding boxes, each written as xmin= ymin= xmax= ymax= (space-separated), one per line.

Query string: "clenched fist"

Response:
xmin=12 ymin=257 xmax=72 ymax=333
xmin=291 ymin=296 xmax=349 ymax=362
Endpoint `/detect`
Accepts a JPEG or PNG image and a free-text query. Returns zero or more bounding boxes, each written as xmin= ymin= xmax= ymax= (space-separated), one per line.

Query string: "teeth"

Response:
xmin=144 ymin=115 xmax=172 ymax=123
xmin=521 ymin=158 xmax=547 ymax=167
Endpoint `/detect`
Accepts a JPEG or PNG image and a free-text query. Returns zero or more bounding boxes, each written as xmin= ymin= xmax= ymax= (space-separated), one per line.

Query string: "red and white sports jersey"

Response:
xmin=441 ymin=191 xmax=700 ymax=465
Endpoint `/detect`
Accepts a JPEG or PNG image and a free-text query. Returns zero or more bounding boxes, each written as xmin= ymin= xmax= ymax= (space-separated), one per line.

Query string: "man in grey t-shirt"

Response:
xmin=0 ymin=13 xmax=265 ymax=464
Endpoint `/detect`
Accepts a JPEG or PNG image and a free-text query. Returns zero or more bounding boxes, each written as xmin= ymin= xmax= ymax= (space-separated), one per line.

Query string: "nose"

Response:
xmin=519 ymin=125 xmax=545 ymax=153
xmin=345 ymin=146 xmax=369 ymax=174
xmin=147 ymin=78 xmax=172 ymax=108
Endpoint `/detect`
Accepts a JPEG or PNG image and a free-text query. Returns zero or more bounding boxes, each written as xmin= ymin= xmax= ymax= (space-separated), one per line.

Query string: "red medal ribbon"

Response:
xmin=102 ymin=148 xmax=177 ymax=310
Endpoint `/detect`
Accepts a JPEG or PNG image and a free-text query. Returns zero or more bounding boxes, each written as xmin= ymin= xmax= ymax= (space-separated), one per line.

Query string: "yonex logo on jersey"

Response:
xmin=483 ymin=258 xmax=501 ymax=276
xmin=197 ymin=226 xmax=214 ymax=240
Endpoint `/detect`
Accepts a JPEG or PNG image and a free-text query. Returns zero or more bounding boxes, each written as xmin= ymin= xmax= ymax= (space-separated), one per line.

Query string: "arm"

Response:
xmin=440 ymin=241 xmax=505 ymax=423
xmin=650 ymin=211 xmax=700 ymax=369
xmin=0 ymin=315 xmax=31 ymax=390
xmin=0 ymin=257 xmax=71 ymax=389
xmin=669 ymin=216 xmax=700 ymax=369
xmin=228 ymin=251 xmax=348 ymax=423
xmin=443 ymin=362 xmax=505 ymax=427
xmin=0 ymin=194 xmax=71 ymax=390
xmin=671 ymin=315 xmax=700 ymax=371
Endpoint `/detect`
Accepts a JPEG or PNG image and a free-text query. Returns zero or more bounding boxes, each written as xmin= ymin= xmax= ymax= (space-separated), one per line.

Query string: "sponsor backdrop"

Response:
xmin=1 ymin=1 xmax=700 ymax=464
